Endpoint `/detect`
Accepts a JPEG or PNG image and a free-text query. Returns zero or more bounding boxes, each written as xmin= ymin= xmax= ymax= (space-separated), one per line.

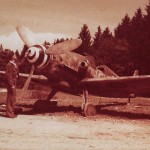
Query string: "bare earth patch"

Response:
xmin=0 ymin=89 xmax=150 ymax=149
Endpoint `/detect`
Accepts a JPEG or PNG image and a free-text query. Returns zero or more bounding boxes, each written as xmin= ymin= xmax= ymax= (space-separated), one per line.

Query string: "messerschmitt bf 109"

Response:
xmin=1 ymin=25 xmax=150 ymax=116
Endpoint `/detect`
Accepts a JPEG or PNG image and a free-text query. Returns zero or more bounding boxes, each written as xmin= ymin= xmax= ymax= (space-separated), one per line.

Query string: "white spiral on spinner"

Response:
xmin=27 ymin=47 xmax=40 ymax=63
xmin=26 ymin=45 xmax=51 ymax=69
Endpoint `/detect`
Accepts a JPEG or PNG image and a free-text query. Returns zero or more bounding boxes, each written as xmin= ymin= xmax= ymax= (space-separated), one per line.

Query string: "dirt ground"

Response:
xmin=0 ymin=89 xmax=150 ymax=149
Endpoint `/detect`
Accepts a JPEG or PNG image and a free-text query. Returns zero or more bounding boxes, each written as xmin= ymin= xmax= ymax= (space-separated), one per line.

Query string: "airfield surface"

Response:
xmin=0 ymin=89 xmax=150 ymax=149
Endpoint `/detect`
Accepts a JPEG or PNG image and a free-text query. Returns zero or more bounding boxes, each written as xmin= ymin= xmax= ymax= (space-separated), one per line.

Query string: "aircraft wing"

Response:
xmin=80 ymin=75 xmax=150 ymax=98
xmin=0 ymin=71 xmax=47 ymax=83
xmin=0 ymin=71 xmax=5 ymax=79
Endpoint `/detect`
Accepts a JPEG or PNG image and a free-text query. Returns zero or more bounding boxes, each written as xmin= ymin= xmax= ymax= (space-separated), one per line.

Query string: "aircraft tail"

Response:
xmin=133 ymin=70 xmax=139 ymax=76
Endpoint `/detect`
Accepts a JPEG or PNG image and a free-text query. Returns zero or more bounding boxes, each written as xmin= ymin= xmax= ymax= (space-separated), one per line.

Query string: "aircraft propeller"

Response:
xmin=16 ymin=25 xmax=36 ymax=100
xmin=16 ymin=25 xmax=36 ymax=47
xmin=16 ymin=25 xmax=82 ymax=100
xmin=19 ymin=65 xmax=35 ymax=100
xmin=16 ymin=25 xmax=82 ymax=55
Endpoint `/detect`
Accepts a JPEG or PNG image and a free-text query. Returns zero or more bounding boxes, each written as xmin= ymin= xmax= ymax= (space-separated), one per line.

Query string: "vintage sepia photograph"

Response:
xmin=0 ymin=0 xmax=150 ymax=149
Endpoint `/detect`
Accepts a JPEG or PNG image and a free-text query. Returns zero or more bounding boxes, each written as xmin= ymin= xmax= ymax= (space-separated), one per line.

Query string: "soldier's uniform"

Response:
xmin=5 ymin=61 xmax=19 ymax=118
xmin=5 ymin=51 xmax=27 ymax=118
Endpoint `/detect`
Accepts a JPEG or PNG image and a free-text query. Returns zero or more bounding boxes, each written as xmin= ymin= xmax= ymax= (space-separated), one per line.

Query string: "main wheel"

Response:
xmin=82 ymin=102 xmax=97 ymax=116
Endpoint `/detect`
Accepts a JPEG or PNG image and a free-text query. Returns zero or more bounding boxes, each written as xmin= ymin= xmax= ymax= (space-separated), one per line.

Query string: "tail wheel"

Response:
xmin=82 ymin=102 xmax=97 ymax=116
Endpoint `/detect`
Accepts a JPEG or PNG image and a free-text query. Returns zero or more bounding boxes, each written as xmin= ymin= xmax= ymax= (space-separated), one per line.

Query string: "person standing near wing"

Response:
xmin=5 ymin=51 xmax=28 ymax=118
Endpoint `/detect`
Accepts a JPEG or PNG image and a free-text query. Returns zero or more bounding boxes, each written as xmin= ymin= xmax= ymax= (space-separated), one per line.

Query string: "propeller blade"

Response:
xmin=46 ymin=39 xmax=82 ymax=55
xmin=19 ymin=65 xmax=35 ymax=100
xmin=16 ymin=25 xmax=35 ymax=47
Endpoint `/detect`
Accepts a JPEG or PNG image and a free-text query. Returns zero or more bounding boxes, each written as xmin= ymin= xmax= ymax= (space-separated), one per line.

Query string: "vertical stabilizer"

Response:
xmin=133 ymin=70 xmax=139 ymax=76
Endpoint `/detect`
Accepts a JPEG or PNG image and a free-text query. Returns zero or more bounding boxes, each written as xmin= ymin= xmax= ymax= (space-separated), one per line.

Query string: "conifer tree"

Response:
xmin=140 ymin=0 xmax=150 ymax=74
xmin=77 ymin=24 xmax=92 ymax=54
xmin=129 ymin=8 xmax=144 ymax=71
xmin=102 ymin=27 xmax=112 ymax=39
xmin=44 ymin=41 xmax=51 ymax=46
xmin=114 ymin=14 xmax=131 ymax=40
xmin=93 ymin=26 xmax=102 ymax=50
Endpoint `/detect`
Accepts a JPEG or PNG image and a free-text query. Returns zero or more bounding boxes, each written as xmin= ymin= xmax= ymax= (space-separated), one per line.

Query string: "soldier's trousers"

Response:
xmin=6 ymin=85 xmax=16 ymax=117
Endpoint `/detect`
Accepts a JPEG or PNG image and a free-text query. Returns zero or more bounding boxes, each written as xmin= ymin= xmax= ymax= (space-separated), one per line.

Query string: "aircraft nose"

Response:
xmin=27 ymin=47 xmax=39 ymax=57
xmin=28 ymin=49 xmax=31 ymax=54
xmin=26 ymin=46 xmax=40 ymax=63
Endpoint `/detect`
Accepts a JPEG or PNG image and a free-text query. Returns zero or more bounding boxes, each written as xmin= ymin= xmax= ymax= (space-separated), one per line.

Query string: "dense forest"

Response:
xmin=0 ymin=1 xmax=150 ymax=76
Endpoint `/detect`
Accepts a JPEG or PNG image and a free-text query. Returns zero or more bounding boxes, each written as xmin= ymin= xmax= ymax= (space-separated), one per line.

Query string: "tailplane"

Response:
xmin=133 ymin=70 xmax=139 ymax=76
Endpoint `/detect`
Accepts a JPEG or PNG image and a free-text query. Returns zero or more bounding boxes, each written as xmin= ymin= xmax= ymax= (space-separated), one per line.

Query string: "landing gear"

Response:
xmin=46 ymin=88 xmax=58 ymax=101
xmin=127 ymin=94 xmax=135 ymax=105
xmin=83 ymin=102 xmax=97 ymax=116
xmin=127 ymin=97 xmax=131 ymax=105
xmin=33 ymin=88 xmax=58 ymax=112
xmin=82 ymin=89 xmax=97 ymax=116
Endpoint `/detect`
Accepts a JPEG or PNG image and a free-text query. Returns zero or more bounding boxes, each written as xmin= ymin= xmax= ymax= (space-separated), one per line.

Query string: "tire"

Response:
xmin=83 ymin=102 xmax=97 ymax=116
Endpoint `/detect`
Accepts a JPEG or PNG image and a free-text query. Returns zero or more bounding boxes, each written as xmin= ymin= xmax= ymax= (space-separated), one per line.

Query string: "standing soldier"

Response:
xmin=5 ymin=51 xmax=28 ymax=118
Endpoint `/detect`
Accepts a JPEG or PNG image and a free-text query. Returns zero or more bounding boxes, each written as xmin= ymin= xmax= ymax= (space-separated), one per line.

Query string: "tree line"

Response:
xmin=0 ymin=1 xmax=150 ymax=76
xmin=77 ymin=1 xmax=150 ymax=76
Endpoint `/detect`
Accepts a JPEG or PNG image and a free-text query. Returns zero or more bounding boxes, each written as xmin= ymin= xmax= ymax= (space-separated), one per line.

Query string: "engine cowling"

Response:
xmin=78 ymin=61 xmax=88 ymax=79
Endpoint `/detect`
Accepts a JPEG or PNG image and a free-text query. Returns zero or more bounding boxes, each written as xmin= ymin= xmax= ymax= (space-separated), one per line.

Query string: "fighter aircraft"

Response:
xmin=1 ymin=25 xmax=150 ymax=116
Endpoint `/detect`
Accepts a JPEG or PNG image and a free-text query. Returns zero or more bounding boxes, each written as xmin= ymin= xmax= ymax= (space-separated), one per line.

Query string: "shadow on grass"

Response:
xmin=1 ymin=101 xmax=149 ymax=120
xmin=96 ymin=102 xmax=150 ymax=120
xmin=17 ymin=100 xmax=81 ymax=115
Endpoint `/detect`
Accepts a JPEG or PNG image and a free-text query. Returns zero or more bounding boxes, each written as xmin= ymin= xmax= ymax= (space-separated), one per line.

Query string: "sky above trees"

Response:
xmin=1 ymin=1 xmax=150 ymax=76
xmin=0 ymin=0 xmax=148 ymax=38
